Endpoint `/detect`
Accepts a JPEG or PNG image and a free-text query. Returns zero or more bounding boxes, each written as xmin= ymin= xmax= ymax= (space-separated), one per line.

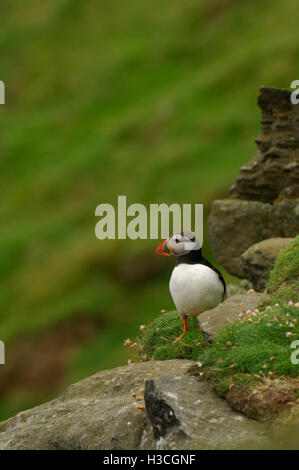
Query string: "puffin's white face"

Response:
xmin=156 ymin=230 xmax=201 ymax=257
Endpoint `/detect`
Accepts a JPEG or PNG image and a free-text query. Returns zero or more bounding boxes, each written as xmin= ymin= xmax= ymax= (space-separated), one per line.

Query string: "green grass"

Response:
xmin=1 ymin=0 xmax=299 ymax=419
xmin=196 ymin=236 xmax=299 ymax=392
xmin=129 ymin=311 xmax=205 ymax=362
xmin=200 ymin=303 xmax=299 ymax=391
xmin=267 ymin=236 xmax=299 ymax=303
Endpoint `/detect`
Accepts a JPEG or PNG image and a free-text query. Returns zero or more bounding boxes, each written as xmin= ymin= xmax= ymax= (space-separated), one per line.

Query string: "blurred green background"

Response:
xmin=0 ymin=0 xmax=298 ymax=421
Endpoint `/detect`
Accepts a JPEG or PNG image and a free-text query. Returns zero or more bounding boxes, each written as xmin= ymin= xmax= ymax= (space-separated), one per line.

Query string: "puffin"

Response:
xmin=156 ymin=230 xmax=226 ymax=343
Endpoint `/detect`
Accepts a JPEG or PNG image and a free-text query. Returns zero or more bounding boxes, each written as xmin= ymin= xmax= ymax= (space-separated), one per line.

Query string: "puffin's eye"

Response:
xmin=175 ymin=239 xmax=179 ymax=243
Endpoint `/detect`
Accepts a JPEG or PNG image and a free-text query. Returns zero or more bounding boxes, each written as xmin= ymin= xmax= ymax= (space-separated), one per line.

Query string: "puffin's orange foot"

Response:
xmin=172 ymin=332 xmax=186 ymax=344
xmin=172 ymin=318 xmax=188 ymax=344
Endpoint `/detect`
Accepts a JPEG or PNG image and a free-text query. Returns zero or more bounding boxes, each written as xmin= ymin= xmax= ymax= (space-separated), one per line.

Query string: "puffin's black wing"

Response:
xmin=199 ymin=256 xmax=226 ymax=300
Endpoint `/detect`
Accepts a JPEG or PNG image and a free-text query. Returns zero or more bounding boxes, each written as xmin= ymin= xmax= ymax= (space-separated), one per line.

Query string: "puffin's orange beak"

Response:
xmin=155 ymin=239 xmax=172 ymax=256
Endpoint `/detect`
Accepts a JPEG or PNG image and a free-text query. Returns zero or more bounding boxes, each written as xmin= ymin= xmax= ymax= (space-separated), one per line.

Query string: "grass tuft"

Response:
xmin=129 ymin=311 xmax=205 ymax=361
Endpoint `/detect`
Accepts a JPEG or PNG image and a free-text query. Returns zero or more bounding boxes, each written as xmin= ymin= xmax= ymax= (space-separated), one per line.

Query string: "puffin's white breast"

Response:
xmin=169 ymin=263 xmax=224 ymax=317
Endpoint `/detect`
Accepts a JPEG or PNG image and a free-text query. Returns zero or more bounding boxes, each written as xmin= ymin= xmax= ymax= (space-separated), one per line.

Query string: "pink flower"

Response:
xmin=286 ymin=332 xmax=293 ymax=338
xmin=239 ymin=312 xmax=244 ymax=317
xmin=288 ymin=300 xmax=294 ymax=306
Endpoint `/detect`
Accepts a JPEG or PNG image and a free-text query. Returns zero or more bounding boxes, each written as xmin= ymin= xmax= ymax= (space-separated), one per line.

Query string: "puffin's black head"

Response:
xmin=156 ymin=230 xmax=201 ymax=257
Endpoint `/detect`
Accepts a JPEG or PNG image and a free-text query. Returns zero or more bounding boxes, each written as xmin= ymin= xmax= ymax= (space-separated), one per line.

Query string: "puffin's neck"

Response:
xmin=175 ymin=248 xmax=203 ymax=266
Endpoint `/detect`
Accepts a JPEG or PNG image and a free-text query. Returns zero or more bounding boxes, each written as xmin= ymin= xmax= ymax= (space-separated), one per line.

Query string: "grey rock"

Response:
xmin=226 ymin=284 xmax=248 ymax=297
xmin=199 ymin=293 xmax=267 ymax=343
xmin=0 ymin=357 xmax=293 ymax=450
xmin=208 ymin=198 xmax=299 ymax=277
xmin=141 ymin=376 xmax=272 ymax=450
xmin=241 ymin=238 xmax=293 ymax=291
xmin=272 ymin=198 xmax=299 ymax=238
xmin=208 ymin=199 xmax=275 ymax=277
xmin=0 ymin=357 xmax=276 ymax=451
xmin=0 ymin=360 xmax=192 ymax=450
xmin=240 ymin=279 xmax=254 ymax=290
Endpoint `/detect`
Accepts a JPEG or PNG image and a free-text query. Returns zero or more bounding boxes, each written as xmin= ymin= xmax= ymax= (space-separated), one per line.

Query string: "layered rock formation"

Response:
xmin=208 ymin=87 xmax=299 ymax=279
xmin=230 ymin=87 xmax=299 ymax=203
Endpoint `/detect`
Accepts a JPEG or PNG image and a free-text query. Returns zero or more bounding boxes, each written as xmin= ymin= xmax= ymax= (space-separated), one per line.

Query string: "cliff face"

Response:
xmin=208 ymin=87 xmax=299 ymax=278
xmin=230 ymin=87 xmax=299 ymax=203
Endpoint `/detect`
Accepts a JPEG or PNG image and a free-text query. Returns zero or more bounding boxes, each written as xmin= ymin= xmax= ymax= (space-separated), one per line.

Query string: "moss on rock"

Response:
xmin=267 ymin=235 xmax=299 ymax=302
